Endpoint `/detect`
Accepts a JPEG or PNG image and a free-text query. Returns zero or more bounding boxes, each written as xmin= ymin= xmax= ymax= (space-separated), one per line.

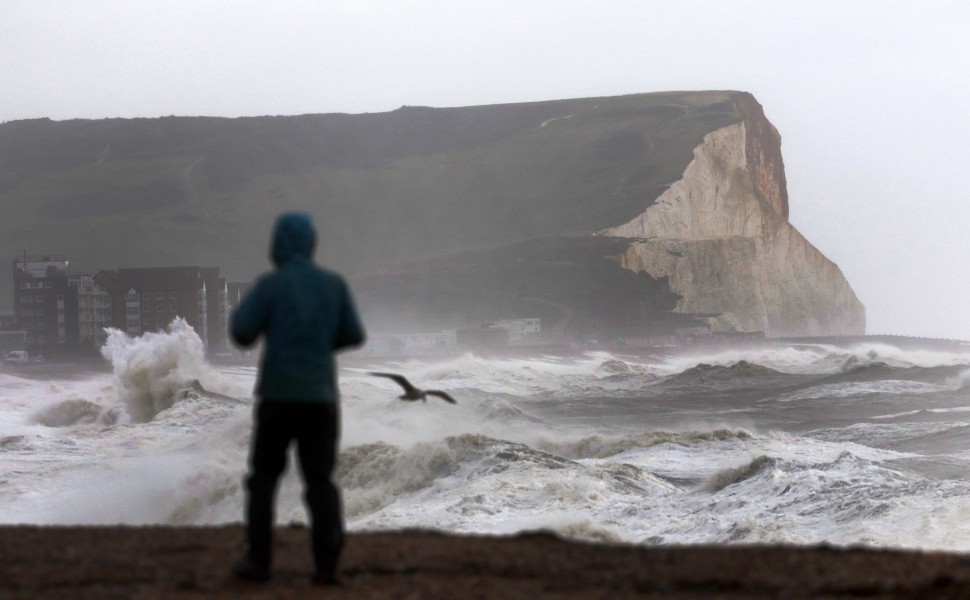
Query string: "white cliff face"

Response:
xmin=603 ymin=124 xmax=772 ymax=241
xmin=598 ymin=122 xmax=865 ymax=336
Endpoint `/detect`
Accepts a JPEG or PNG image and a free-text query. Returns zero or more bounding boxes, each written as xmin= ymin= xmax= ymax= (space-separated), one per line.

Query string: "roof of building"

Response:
xmin=116 ymin=267 xmax=206 ymax=292
xmin=14 ymin=258 xmax=69 ymax=279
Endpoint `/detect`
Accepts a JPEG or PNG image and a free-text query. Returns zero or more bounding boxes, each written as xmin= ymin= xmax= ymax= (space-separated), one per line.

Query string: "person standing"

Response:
xmin=230 ymin=212 xmax=365 ymax=584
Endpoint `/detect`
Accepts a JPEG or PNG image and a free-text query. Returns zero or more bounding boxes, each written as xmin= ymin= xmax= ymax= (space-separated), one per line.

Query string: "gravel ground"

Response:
xmin=3 ymin=526 xmax=970 ymax=599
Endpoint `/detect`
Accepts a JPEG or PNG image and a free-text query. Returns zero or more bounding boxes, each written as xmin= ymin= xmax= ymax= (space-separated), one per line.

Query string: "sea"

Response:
xmin=3 ymin=318 xmax=970 ymax=551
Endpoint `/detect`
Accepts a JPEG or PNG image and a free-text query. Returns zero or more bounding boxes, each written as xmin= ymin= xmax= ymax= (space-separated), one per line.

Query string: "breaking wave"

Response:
xmin=667 ymin=360 xmax=781 ymax=383
xmin=704 ymin=455 xmax=776 ymax=492
xmin=946 ymin=368 xmax=970 ymax=390
xmin=338 ymin=435 xmax=581 ymax=519
xmin=534 ymin=429 xmax=754 ymax=460
xmin=30 ymin=399 xmax=114 ymax=428
xmin=7 ymin=341 xmax=970 ymax=549
xmin=100 ymin=318 xmax=230 ymax=422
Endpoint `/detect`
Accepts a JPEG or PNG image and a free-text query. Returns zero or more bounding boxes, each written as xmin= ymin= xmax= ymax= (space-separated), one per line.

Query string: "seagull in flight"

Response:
xmin=370 ymin=372 xmax=457 ymax=404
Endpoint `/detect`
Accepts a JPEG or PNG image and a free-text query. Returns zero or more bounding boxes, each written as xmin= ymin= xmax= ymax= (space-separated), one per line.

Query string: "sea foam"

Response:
xmin=6 ymin=342 xmax=970 ymax=550
xmin=100 ymin=318 xmax=208 ymax=422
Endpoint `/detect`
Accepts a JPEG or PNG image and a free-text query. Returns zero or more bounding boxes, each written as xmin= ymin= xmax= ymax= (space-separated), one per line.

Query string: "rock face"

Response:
xmin=597 ymin=98 xmax=864 ymax=336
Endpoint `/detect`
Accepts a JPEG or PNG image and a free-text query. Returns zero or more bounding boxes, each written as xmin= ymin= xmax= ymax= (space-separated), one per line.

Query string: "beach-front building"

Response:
xmin=200 ymin=268 xmax=230 ymax=353
xmin=12 ymin=255 xmax=79 ymax=355
xmin=0 ymin=309 xmax=15 ymax=331
xmin=72 ymin=275 xmax=112 ymax=349
xmin=487 ymin=318 xmax=541 ymax=343
xmin=94 ymin=266 xmax=231 ymax=354
xmin=0 ymin=309 xmax=26 ymax=356
xmin=361 ymin=331 xmax=458 ymax=357
xmin=96 ymin=267 xmax=209 ymax=345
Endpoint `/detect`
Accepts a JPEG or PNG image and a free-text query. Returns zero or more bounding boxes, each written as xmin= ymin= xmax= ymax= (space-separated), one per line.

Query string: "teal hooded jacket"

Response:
xmin=231 ymin=213 xmax=365 ymax=402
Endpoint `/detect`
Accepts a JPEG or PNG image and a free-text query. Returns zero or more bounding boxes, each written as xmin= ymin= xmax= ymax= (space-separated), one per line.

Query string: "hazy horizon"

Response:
xmin=2 ymin=1 xmax=969 ymax=339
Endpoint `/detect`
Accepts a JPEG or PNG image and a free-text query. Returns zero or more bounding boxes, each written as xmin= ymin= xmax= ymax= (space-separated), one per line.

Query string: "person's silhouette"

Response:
xmin=230 ymin=212 xmax=365 ymax=584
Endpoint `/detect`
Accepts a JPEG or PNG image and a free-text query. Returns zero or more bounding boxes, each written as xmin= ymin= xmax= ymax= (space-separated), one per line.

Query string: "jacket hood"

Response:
xmin=271 ymin=212 xmax=317 ymax=266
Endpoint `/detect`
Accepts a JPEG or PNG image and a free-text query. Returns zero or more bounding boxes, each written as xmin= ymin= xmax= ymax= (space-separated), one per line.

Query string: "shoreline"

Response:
xmin=4 ymin=526 xmax=970 ymax=599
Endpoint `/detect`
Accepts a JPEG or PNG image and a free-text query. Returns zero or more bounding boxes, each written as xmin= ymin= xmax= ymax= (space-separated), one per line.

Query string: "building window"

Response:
xmin=171 ymin=304 xmax=177 ymax=312
xmin=37 ymin=323 xmax=44 ymax=330
xmin=35 ymin=296 xmax=44 ymax=302
xmin=19 ymin=283 xmax=26 ymax=289
xmin=45 ymin=282 xmax=52 ymax=288
xmin=156 ymin=292 xmax=163 ymax=300
xmin=169 ymin=292 xmax=177 ymax=299
xmin=157 ymin=306 xmax=163 ymax=312
xmin=37 ymin=309 xmax=44 ymax=316
xmin=143 ymin=305 xmax=151 ymax=312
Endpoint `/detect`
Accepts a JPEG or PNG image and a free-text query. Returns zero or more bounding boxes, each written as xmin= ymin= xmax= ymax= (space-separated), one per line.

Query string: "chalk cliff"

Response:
xmin=597 ymin=96 xmax=865 ymax=336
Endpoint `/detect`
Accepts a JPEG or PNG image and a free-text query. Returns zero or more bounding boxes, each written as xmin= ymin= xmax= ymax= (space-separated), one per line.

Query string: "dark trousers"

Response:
xmin=245 ymin=400 xmax=342 ymax=576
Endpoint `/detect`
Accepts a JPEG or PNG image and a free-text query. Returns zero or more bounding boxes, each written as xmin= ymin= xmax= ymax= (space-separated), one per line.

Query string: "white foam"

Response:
xmin=946 ymin=368 xmax=970 ymax=389
xmin=100 ymin=319 xmax=208 ymax=422
xmin=774 ymin=380 xmax=946 ymax=403
xmin=100 ymin=318 xmax=248 ymax=422
xmin=659 ymin=342 xmax=970 ymax=376
xmin=5 ymin=345 xmax=970 ymax=551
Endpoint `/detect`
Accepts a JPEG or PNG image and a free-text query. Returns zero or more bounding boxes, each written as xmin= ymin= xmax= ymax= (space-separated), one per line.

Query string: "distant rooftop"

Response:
xmin=13 ymin=255 xmax=69 ymax=278
xmin=115 ymin=266 xmax=208 ymax=292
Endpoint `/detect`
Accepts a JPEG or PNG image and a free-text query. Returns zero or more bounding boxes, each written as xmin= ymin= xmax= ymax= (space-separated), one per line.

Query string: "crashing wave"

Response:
xmin=537 ymin=429 xmax=754 ymax=460
xmin=30 ymin=399 xmax=106 ymax=427
xmin=704 ymin=455 xmax=776 ymax=492
xmin=100 ymin=318 xmax=209 ymax=423
xmin=665 ymin=360 xmax=782 ymax=385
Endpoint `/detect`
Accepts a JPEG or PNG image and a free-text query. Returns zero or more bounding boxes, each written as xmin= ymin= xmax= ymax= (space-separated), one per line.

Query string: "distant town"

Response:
xmin=0 ymin=255 xmax=247 ymax=360
xmin=0 ymin=254 xmax=546 ymax=362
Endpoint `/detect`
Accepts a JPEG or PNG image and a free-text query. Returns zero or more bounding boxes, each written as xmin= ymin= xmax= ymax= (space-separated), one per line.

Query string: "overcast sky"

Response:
xmin=2 ymin=1 xmax=969 ymax=339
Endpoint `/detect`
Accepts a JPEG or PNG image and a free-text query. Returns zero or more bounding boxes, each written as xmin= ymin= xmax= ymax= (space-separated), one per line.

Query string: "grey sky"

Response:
xmin=2 ymin=1 xmax=969 ymax=338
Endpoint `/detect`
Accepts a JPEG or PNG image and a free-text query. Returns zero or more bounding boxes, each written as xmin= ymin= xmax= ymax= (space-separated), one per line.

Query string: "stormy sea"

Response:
xmin=3 ymin=320 xmax=970 ymax=551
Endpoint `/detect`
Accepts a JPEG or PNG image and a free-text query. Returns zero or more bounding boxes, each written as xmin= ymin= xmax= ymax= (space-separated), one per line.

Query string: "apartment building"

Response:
xmin=96 ymin=267 xmax=209 ymax=343
xmin=10 ymin=255 xmax=236 ymax=356
xmin=12 ymin=256 xmax=79 ymax=354
xmin=72 ymin=275 xmax=112 ymax=348
xmin=200 ymin=268 xmax=229 ymax=353
xmin=95 ymin=266 xmax=230 ymax=352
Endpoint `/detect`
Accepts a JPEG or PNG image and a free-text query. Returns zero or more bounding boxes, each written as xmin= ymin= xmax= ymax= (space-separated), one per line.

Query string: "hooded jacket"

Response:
xmin=231 ymin=213 xmax=365 ymax=402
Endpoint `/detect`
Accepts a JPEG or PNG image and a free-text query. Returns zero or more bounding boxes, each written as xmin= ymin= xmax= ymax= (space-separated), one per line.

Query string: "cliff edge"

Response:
xmin=597 ymin=94 xmax=864 ymax=336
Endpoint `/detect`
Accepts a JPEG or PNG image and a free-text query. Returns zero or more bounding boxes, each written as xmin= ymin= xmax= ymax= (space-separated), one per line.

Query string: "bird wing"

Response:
xmin=370 ymin=372 xmax=418 ymax=393
xmin=426 ymin=390 xmax=457 ymax=404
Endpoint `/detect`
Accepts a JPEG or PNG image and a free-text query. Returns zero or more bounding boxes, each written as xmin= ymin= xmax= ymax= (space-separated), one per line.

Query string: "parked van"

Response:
xmin=4 ymin=351 xmax=29 ymax=364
